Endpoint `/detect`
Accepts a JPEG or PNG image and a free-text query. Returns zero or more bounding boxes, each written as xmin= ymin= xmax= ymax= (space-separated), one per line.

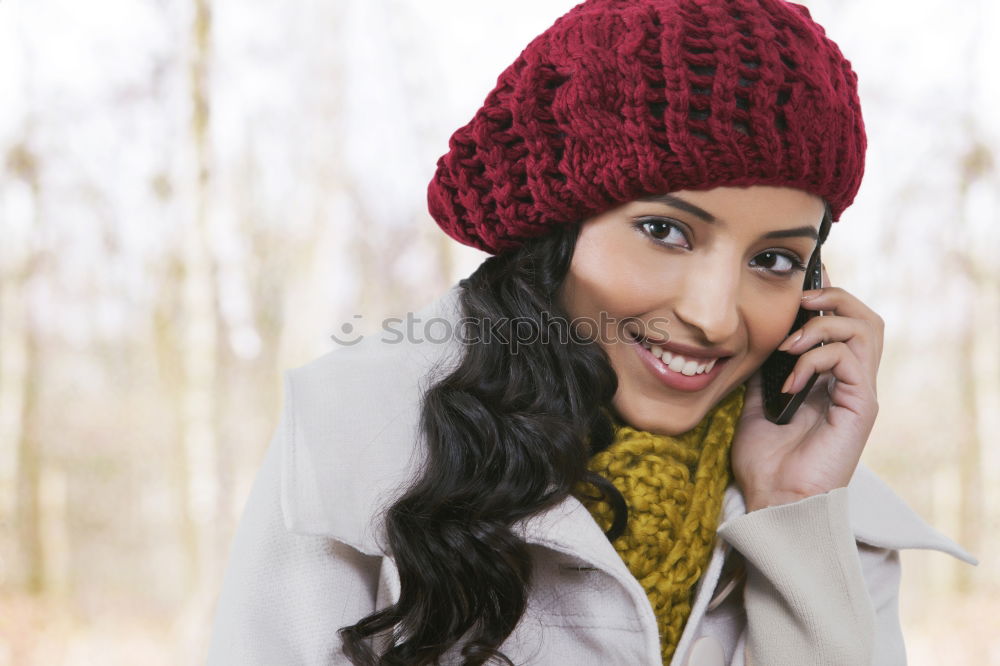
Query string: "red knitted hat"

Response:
xmin=428 ymin=0 xmax=866 ymax=255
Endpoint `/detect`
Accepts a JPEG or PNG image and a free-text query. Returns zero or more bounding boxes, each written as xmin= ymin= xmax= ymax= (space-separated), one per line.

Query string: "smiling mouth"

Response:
xmin=627 ymin=331 xmax=727 ymax=376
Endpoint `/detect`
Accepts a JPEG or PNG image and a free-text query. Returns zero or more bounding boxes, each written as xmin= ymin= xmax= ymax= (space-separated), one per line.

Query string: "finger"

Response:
xmin=781 ymin=341 xmax=876 ymax=410
xmin=798 ymin=287 xmax=885 ymax=373
xmin=776 ymin=313 xmax=880 ymax=385
xmin=800 ymin=286 xmax=880 ymax=323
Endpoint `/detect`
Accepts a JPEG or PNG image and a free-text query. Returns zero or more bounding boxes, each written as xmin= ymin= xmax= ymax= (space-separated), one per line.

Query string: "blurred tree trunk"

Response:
xmin=952 ymin=134 xmax=993 ymax=593
xmin=0 ymin=212 xmax=27 ymax=587
xmin=182 ymin=0 xmax=219 ymax=595
xmin=939 ymin=0 xmax=993 ymax=594
xmin=3 ymin=24 xmax=71 ymax=604
xmin=151 ymin=0 xmax=219 ymax=602
xmin=151 ymin=256 xmax=194 ymax=591
xmin=14 ymin=281 xmax=43 ymax=595
xmin=954 ymin=294 xmax=980 ymax=595
xmin=6 ymin=141 xmax=45 ymax=595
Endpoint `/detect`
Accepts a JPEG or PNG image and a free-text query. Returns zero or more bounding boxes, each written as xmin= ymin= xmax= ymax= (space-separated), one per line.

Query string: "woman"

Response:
xmin=206 ymin=1 xmax=976 ymax=664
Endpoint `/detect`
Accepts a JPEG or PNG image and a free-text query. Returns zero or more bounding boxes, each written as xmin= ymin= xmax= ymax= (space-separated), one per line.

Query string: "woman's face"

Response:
xmin=557 ymin=185 xmax=826 ymax=436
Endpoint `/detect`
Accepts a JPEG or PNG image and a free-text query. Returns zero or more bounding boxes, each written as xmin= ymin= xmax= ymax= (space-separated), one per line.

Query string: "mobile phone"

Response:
xmin=760 ymin=246 xmax=824 ymax=425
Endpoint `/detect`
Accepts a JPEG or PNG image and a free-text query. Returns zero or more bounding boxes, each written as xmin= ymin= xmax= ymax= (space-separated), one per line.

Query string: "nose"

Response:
xmin=670 ymin=255 xmax=741 ymax=345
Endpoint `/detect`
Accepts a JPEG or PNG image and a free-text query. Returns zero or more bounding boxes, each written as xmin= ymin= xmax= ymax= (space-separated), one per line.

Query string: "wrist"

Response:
xmin=743 ymin=489 xmax=813 ymax=513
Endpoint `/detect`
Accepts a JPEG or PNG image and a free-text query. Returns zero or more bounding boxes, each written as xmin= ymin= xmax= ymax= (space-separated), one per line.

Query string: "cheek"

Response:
xmin=561 ymin=230 xmax=652 ymax=323
xmin=745 ymin=295 xmax=801 ymax=356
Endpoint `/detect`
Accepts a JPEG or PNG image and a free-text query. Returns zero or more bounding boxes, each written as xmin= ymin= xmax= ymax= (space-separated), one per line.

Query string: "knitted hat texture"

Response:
xmin=427 ymin=0 xmax=866 ymax=255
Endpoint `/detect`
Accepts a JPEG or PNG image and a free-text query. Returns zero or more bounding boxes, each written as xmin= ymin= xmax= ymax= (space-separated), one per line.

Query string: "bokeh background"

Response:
xmin=0 ymin=0 xmax=997 ymax=663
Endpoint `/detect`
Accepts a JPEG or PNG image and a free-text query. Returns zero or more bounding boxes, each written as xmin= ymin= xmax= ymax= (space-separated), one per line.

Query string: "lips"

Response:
xmin=626 ymin=331 xmax=731 ymax=392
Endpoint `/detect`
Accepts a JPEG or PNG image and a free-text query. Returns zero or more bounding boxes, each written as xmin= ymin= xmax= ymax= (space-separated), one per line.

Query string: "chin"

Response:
xmin=611 ymin=396 xmax=705 ymax=437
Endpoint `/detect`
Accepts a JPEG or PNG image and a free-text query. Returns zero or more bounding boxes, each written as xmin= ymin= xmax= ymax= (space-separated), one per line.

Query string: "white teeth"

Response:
xmin=640 ymin=338 xmax=721 ymax=376
xmin=668 ymin=355 xmax=686 ymax=372
xmin=681 ymin=360 xmax=700 ymax=376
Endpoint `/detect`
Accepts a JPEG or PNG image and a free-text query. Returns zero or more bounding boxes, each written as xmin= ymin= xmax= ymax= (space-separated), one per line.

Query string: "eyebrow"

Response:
xmin=638 ymin=193 xmax=819 ymax=241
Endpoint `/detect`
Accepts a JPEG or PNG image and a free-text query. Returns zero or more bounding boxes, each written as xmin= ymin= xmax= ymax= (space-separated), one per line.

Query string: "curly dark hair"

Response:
xmin=337 ymin=222 xmax=630 ymax=664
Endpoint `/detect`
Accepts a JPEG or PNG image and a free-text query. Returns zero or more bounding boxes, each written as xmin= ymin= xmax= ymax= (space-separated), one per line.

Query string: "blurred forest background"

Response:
xmin=0 ymin=0 xmax=997 ymax=663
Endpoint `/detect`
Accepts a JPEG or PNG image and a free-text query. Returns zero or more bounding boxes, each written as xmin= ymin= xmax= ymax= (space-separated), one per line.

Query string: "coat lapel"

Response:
xmin=846 ymin=464 xmax=977 ymax=564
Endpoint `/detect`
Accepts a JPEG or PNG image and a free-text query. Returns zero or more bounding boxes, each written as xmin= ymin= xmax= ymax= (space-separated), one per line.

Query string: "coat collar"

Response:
xmin=278 ymin=282 xmax=977 ymax=567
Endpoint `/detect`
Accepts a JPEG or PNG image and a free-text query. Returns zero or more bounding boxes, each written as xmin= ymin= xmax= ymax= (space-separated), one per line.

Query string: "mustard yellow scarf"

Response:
xmin=575 ymin=383 xmax=746 ymax=664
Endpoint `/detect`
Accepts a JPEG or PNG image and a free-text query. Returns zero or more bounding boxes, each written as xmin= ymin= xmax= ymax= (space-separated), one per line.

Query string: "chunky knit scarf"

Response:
xmin=575 ymin=383 xmax=746 ymax=664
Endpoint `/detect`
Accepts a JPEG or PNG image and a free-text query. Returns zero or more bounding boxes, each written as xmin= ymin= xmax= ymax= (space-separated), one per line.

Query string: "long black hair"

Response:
xmin=338 ymin=221 xmax=630 ymax=664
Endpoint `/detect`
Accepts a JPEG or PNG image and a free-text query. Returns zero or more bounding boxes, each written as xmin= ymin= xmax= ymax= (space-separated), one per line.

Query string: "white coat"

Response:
xmin=206 ymin=282 xmax=976 ymax=666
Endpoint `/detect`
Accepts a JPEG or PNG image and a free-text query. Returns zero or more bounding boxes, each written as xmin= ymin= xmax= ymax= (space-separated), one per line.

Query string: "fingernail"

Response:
xmin=778 ymin=331 xmax=802 ymax=351
xmin=781 ymin=372 xmax=796 ymax=394
xmin=802 ymin=290 xmax=822 ymax=301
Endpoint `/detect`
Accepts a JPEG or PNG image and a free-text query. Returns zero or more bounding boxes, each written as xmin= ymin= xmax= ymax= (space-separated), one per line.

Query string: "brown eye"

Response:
xmin=635 ymin=217 xmax=690 ymax=248
xmin=751 ymin=250 xmax=807 ymax=277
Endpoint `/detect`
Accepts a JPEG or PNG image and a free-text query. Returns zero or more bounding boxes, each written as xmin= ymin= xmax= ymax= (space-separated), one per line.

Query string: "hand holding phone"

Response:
xmin=759 ymin=247 xmax=825 ymax=425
